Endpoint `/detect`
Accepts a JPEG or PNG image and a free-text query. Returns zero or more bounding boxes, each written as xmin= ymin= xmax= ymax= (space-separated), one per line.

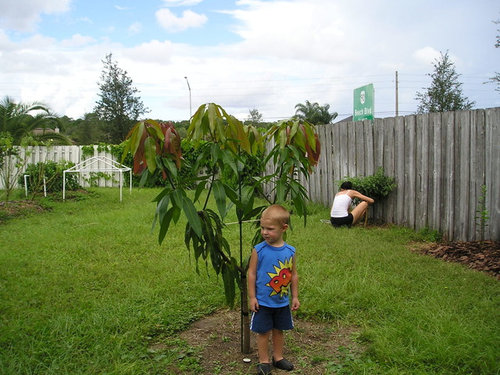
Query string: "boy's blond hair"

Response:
xmin=261 ymin=204 xmax=290 ymax=226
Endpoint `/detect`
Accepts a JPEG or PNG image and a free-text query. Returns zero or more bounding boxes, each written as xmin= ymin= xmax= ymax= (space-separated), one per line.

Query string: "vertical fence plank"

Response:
xmin=429 ymin=112 xmax=442 ymax=232
xmin=472 ymin=110 xmax=487 ymax=241
xmin=323 ymin=125 xmax=334 ymax=206
xmin=454 ymin=111 xmax=472 ymax=240
xmin=347 ymin=122 xmax=356 ymax=177
xmin=468 ymin=110 xmax=481 ymax=240
xmin=486 ymin=108 xmax=500 ymax=241
xmin=404 ymin=115 xmax=417 ymax=229
xmin=394 ymin=116 xmax=405 ymax=225
xmin=339 ymin=122 xmax=349 ymax=180
xmin=332 ymin=123 xmax=342 ymax=191
xmin=355 ymin=122 xmax=366 ymax=177
xmin=383 ymin=117 xmax=396 ymax=224
xmin=442 ymin=111 xmax=456 ymax=241
xmin=372 ymin=118 xmax=384 ymax=220
xmin=415 ymin=113 xmax=429 ymax=231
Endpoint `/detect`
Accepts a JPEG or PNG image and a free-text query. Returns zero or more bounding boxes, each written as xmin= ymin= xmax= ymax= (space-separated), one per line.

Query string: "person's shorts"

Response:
xmin=330 ymin=214 xmax=353 ymax=227
xmin=250 ymin=305 xmax=294 ymax=333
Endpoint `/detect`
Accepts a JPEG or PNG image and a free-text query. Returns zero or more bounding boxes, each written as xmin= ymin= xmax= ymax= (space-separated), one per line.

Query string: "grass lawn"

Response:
xmin=0 ymin=188 xmax=498 ymax=374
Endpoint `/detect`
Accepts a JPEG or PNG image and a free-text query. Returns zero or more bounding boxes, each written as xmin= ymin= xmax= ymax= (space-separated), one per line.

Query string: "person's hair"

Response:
xmin=340 ymin=181 xmax=352 ymax=190
xmin=261 ymin=204 xmax=290 ymax=226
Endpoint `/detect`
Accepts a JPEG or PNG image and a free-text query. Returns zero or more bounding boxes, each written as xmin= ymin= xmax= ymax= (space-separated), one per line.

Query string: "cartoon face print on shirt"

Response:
xmin=266 ymin=257 xmax=293 ymax=298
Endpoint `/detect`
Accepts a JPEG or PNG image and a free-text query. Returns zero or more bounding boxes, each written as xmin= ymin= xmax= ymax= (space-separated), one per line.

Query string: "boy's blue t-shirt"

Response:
xmin=254 ymin=241 xmax=296 ymax=308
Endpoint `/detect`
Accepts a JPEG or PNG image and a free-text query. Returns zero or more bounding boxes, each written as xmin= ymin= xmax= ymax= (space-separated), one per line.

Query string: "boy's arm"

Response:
xmin=291 ymin=255 xmax=300 ymax=311
xmin=247 ymin=248 xmax=259 ymax=312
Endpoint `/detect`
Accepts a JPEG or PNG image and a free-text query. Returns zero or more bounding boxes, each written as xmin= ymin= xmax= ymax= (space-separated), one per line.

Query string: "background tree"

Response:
xmin=94 ymin=53 xmax=149 ymax=144
xmin=246 ymin=108 xmax=263 ymax=126
xmin=0 ymin=96 xmax=70 ymax=145
xmin=416 ymin=51 xmax=475 ymax=113
xmin=487 ymin=19 xmax=499 ymax=92
xmin=294 ymin=100 xmax=338 ymax=125
xmin=63 ymin=113 xmax=107 ymax=145
xmin=0 ymin=96 xmax=71 ymax=201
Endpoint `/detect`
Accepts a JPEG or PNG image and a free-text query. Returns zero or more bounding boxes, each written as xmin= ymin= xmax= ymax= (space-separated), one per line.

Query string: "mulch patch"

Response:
xmin=0 ymin=200 xmax=48 ymax=221
xmin=415 ymin=240 xmax=500 ymax=279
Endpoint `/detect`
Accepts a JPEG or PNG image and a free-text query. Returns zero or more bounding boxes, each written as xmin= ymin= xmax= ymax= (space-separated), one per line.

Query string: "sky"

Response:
xmin=0 ymin=0 xmax=499 ymax=122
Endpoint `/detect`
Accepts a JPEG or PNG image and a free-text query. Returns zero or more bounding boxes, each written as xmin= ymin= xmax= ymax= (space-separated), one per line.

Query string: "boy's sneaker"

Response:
xmin=257 ymin=362 xmax=272 ymax=375
xmin=272 ymin=357 xmax=294 ymax=371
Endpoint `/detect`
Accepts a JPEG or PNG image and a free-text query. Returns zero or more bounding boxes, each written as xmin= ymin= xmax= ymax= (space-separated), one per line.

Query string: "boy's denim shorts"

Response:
xmin=250 ymin=305 xmax=294 ymax=333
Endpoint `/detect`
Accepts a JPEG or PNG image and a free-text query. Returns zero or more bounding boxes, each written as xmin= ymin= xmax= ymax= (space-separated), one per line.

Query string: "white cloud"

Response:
xmin=413 ymin=47 xmax=441 ymax=66
xmin=0 ymin=0 xmax=498 ymax=121
xmin=156 ymin=8 xmax=207 ymax=32
xmin=61 ymin=34 xmax=95 ymax=47
xmin=128 ymin=22 xmax=142 ymax=35
xmin=227 ymin=0 xmax=354 ymax=64
xmin=160 ymin=0 xmax=203 ymax=7
xmin=0 ymin=0 xmax=70 ymax=32
xmin=114 ymin=5 xmax=130 ymax=11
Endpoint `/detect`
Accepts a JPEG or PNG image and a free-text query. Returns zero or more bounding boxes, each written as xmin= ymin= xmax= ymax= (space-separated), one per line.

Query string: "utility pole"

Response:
xmin=184 ymin=76 xmax=192 ymax=119
xmin=395 ymin=71 xmax=399 ymax=117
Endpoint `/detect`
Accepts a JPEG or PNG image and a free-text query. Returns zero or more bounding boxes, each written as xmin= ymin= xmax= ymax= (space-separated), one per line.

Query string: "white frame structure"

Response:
xmin=63 ymin=156 xmax=132 ymax=202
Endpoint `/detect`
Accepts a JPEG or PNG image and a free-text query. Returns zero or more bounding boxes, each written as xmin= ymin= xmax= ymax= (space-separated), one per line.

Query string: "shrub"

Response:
xmin=20 ymin=160 xmax=80 ymax=194
xmin=339 ymin=167 xmax=396 ymax=201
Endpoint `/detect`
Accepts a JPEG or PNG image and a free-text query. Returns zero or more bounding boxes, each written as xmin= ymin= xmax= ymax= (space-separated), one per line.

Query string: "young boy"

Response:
xmin=248 ymin=204 xmax=300 ymax=375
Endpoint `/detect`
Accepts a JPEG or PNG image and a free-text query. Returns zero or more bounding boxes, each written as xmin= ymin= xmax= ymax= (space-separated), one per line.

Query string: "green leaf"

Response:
xmin=158 ymin=206 xmax=175 ymax=245
xmin=223 ymin=183 xmax=238 ymax=204
xmin=194 ymin=180 xmax=206 ymax=203
xmin=210 ymin=142 xmax=220 ymax=163
xmin=278 ymin=127 xmax=287 ymax=149
xmin=182 ymin=195 xmax=202 ymax=237
xmin=156 ymin=194 xmax=170 ymax=225
xmin=139 ymin=169 xmax=149 ymax=187
xmin=162 ymin=157 xmax=178 ymax=179
xmin=187 ymin=104 xmax=206 ymax=140
xmin=152 ymin=187 xmax=171 ymax=203
xmin=243 ymin=205 xmax=266 ymax=221
xmin=221 ymin=150 xmax=238 ymax=176
xmin=171 ymin=205 xmax=182 ymax=224
xmin=171 ymin=189 xmax=184 ymax=209
xmin=212 ymin=180 xmax=227 ymax=218
xmin=130 ymin=121 xmax=145 ymax=155
xmin=207 ymin=103 xmax=218 ymax=135
xmin=144 ymin=136 xmax=157 ymax=173
xmin=221 ymin=263 xmax=236 ymax=307
xmin=275 ymin=178 xmax=286 ymax=203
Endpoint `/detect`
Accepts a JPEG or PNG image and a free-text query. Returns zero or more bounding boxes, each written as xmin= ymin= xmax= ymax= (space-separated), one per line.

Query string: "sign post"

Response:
xmin=353 ymin=83 xmax=374 ymax=121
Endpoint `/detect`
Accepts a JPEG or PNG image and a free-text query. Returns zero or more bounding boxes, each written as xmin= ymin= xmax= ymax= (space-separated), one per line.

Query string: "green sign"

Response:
xmin=353 ymin=83 xmax=374 ymax=121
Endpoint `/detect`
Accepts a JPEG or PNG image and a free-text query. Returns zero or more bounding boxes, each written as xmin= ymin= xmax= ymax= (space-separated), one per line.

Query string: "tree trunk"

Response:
xmin=240 ymin=274 xmax=251 ymax=354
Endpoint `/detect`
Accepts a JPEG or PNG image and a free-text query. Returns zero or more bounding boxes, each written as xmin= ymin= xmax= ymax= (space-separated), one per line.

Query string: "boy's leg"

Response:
xmin=271 ymin=328 xmax=284 ymax=361
xmin=256 ymin=331 xmax=272 ymax=364
xmin=271 ymin=329 xmax=294 ymax=371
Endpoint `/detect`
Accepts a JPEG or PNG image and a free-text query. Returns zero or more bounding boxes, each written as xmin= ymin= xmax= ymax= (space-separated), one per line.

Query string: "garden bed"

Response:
xmin=161 ymin=309 xmax=361 ymax=375
xmin=413 ymin=240 xmax=499 ymax=279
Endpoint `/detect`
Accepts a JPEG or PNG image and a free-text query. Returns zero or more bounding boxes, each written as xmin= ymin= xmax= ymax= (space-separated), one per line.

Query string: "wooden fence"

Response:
xmin=265 ymin=108 xmax=499 ymax=242
xmin=1 ymin=145 xmax=121 ymax=190
xmin=2 ymin=108 xmax=499 ymax=241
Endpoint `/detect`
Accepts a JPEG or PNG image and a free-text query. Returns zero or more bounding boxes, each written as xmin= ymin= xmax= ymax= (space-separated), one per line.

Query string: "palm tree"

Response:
xmin=0 ymin=97 xmax=71 ymax=202
xmin=294 ymin=100 xmax=338 ymax=125
xmin=0 ymin=96 xmax=71 ymax=145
